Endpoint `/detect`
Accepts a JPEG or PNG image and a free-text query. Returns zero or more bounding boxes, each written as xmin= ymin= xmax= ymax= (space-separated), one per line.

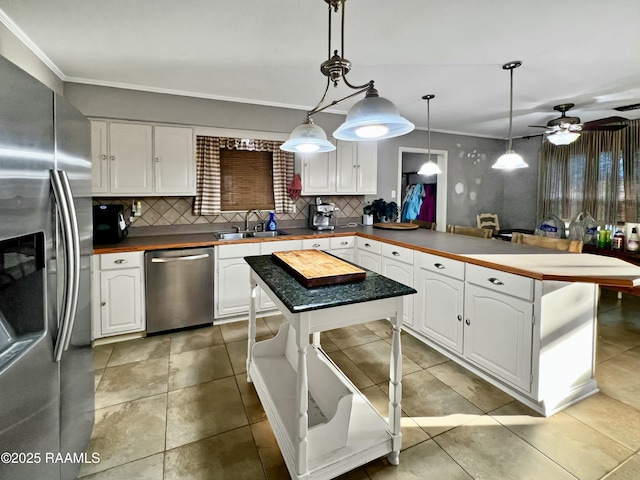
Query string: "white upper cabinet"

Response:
xmin=299 ymin=140 xmax=377 ymax=195
xmin=90 ymin=120 xmax=195 ymax=196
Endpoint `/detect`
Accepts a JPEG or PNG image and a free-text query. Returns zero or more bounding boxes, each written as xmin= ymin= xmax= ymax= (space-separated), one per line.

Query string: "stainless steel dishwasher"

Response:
xmin=145 ymin=247 xmax=214 ymax=334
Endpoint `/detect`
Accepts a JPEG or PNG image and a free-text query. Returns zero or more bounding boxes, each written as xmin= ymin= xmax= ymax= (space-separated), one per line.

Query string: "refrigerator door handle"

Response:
xmin=50 ymin=170 xmax=80 ymax=362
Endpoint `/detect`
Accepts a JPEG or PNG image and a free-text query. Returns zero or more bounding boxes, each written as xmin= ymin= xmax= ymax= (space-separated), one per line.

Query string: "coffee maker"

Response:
xmin=308 ymin=199 xmax=335 ymax=230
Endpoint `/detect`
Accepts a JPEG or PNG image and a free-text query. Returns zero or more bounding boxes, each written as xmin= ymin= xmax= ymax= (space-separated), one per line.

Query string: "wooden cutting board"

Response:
xmin=272 ymin=250 xmax=366 ymax=287
xmin=373 ymin=222 xmax=419 ymax=230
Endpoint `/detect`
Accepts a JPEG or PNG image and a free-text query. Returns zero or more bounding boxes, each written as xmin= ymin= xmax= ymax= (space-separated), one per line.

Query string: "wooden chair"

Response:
xmin=477 ymin=213 xmax=500 ymax=232
xmin=410 ymin=220 xmax=436 ymax=230
xmin=511 ymin=232 xmax=583 ymax=253
xmin=446 ymin=225 xmax=493 ymax=239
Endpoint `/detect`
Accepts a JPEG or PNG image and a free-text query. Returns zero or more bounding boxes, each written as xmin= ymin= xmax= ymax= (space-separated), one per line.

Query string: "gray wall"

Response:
xmin=504 ymin=136 xmax=542 ymax=230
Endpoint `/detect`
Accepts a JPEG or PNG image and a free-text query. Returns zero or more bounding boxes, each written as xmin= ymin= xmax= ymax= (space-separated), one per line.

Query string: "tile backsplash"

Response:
xmin=93 ymin=196 xmax=366 ymax=228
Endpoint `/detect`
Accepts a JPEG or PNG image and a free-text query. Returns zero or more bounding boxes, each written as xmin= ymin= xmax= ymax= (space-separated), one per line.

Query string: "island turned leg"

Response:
xmin=387 ymin=297 xmax=403 ymax=465
xmin=295 ymin=312 xmax=311 ymax=477
xmin=246 ymin=275 xmax=258 ymax=383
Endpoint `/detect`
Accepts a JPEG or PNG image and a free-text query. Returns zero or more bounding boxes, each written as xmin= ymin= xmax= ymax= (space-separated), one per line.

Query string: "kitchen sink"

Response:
xmin=214 ymin=230 xmax=289 ymax=240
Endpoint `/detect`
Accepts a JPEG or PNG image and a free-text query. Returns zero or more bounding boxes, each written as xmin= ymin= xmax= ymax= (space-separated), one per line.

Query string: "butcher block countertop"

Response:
xmin=93 ymin=226 xmax=640 ymax=288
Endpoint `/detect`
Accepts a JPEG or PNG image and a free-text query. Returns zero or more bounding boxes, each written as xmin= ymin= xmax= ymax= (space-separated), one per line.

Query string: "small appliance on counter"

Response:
xmin=308 ymin=198 xmax=336 ymax=230
xmin=93 ymin=204 xmax=128 ymax=244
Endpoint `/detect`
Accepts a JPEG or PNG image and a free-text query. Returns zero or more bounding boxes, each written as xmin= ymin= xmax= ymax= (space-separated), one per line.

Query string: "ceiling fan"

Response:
xmin=529 ymin=103 xmax=628 ymax=145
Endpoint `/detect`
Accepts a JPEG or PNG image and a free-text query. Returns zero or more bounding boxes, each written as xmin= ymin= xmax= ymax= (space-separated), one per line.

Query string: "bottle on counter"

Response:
xmin=266 ymin=212 xmax=277 ymax=231
xmin=627 ymin=227 xmax=640 ymax=252
xmin=612 ymin=222 xmax=626 ymax=251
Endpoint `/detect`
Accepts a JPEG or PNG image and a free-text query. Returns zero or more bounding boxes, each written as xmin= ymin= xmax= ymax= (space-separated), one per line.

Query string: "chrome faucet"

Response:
xmin=245 ymin=209 xmax=264 ymax=231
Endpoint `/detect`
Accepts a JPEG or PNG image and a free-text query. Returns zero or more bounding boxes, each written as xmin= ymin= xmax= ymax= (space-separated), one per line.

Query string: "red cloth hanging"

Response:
xmin=287 ymin=173 xmax=302 ymax=200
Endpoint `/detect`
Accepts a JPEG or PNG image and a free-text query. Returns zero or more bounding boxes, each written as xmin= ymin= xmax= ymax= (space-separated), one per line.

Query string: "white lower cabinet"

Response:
xmin=258 ymin=239 xmax=303 ymax=311
xmin=330 ymin=236 xmax=355 ymax=262
xmin=381 ymin=243 xmax=414 ymax=327
xmin=215 ymin=243 xmax=260 ymax=318
xmin=91 ymin=252 xmax=145 ymax=339
xmin=354 ymin=237 xmax=381 ymax=273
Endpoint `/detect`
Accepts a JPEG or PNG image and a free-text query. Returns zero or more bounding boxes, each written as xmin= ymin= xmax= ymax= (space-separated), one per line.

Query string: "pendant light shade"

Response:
xmin=547 ymin=130 xmax=580 ymax=146
xmin=417 ymin=94 xmax=441 ymax=176
xmin=333 ymin=88 xmax=415 ymax=141
xmin=492 ymin=61 xmax=528 ymax=170
xmin=280 ymin=118 xmax=336 ymax=153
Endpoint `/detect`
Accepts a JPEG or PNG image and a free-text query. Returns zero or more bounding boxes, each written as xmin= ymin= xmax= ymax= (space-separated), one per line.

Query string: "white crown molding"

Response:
xmin=412 ymin=125 xmax=502 ymax=140
xmin=0 ymin=8 xmax=66 ymax=79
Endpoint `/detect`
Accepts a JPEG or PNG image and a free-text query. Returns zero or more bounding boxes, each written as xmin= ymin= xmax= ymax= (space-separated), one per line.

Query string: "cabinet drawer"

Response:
xmin=381 ymin=243 xmax=413 ymax=265
xmin=466 ymin=264 xmax=534 ymax=301
xmin=418 ymin=252 xmax=464 ymax=281
xmin=217 ymin=243 xmax=260 ymax=259
xmin=330 ymin=236 xmax=354 ymax=249
xmin=99 ymin=251 xmax=143 ymax=270
xmin=303 ymin=238 xmax=330 ymax=250
xmin=355 ymin=237 xmax=381 ymax=254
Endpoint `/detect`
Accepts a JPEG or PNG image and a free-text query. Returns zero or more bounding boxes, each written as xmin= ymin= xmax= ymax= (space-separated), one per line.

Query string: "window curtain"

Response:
xmin=193 ymin=136 xmax=294 ymax=215
xmin=538 ymin=120 xmax=640 ymax=224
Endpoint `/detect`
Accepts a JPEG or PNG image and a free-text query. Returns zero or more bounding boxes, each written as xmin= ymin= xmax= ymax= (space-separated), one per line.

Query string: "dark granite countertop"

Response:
xmin=244 ymin=254 xmax=416 ymax=314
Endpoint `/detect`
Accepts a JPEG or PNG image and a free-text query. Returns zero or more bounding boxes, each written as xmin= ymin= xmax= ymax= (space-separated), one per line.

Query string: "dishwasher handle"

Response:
xmin=150 ymin=253 xmax=210 ymax=263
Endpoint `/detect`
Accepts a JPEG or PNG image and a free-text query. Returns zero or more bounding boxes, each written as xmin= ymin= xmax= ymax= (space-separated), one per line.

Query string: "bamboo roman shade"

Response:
xmin=220 ymin=150 xmax=275 ymax=211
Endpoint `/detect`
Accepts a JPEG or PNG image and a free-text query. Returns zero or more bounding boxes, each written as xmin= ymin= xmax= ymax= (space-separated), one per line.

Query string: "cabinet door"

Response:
xmin=382 ymin=257 xmax=414 ymax=327
xmin=154 ymin=126 xmax=195 ymax=195
xmin=109 ymin=123 xmax=153 ymax=194
xmin=300 ymin=147 xmax=336 ymax=194
xmin=335 ymin=141 xmax=357 ymax=193
xmin=99 ymin=269 xmax=143 ymax=336
xmin=331 ymin=249 xmax=354 ymax=262
xmin=356 ymin=141 xmax=378 ymax=194
xmin=90 ymin=121 xmax=108 ymax=194
xmin=464 ymin=284 xmax=533 ymax=392
xmin=216 ymin=258 xmax=252 ymax=317
xmin=355 ymin=249 xmax=381 ymax=274
xmin=416 ymin=268 xmax=464 ymax=353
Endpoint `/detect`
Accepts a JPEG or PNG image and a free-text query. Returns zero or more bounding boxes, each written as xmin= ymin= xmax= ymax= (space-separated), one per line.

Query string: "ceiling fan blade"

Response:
xmin=583 ymin=116 xmax=628 ymax=128
xmin=528 ymin=125 xmax=553 ymax=129
xmin=582 ymin=124 xmax=628 ymax=132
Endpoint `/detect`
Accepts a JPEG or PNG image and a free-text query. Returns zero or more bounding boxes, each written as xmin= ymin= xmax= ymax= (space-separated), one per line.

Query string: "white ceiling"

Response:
xmin=2 ymin=0 xmax=640 ymax=139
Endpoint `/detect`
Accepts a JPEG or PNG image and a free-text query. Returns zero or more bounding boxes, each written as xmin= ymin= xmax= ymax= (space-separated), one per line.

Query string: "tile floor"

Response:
xmin=81 ymin=289 xmax=640 ymax=479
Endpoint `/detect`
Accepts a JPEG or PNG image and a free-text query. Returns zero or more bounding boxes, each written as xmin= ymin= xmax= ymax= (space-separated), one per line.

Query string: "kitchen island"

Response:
xmin=244 ymin=254 xmax=416 ymax=480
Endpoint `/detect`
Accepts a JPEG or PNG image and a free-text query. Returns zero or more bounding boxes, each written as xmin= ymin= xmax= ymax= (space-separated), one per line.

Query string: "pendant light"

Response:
xmin=281 ymin=0 xmax=413 ymax=153
xmin=417 ymin=94 xmax=442 ymax=176
xmin=492 ymin=61 xmax=528 ymax=170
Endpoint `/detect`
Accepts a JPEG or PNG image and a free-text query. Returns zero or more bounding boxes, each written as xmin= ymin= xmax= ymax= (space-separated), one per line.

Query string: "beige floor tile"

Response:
xmin=363 ymin=319 xmax=393 ymax=340
xmin=236 ymin=374 xmax=266 ymax=424
xmin=324 ymin=323 xmax=384 ymax=350
xmin=604 ymin=454 xmax=640 ymax=480
xmin=565 ymin=392 xmax=640 ymax=451
xmin=598 ymin=323 xmax=640 ymax=350
xmin=360 ymin=384 xmax=430 ymax=450
xmin=317 ymin=332 xmax=340 ymax=353
xmin=227 ymin=334 xmax=273 ymax=375
xmin=427 ymin=361 xmax=513 ymax=413
xmin=95 ymin=357 xmax=169 ymax=409
xmin=165 ymin=376 xmax=248 ymax=450
xmin=250 ymin=420 xmax=289 ymax=480
xmin=342 ymin=340 xmax=421 ymax=384
xmin=93 ymin=345 xmax=113 ymax=370
xmin=263 ymin=314 xmax=286 ymax=335
xmin=168 ymin=344 xmax=233 ymax=391
xmin=435 ymin=415 xmax=576 ymax=480
xmin=598 ymin=338 xmax=631 ymax=364
xmin=169 ymin=325 xmax=224 ymax=354
xmin=106 ymin=336 xmax=170 ymax=367
xmin=596 ymin=348 xmax=640 ymax=410
xmin=492 ymin=401 xmax=632 ymax=480
xmin=164 ymin=425 xmax=265 ymax=480
xmin=366 ymin=439 xmax=473 ymax=479
xmin=79 ymin=453 xmax=164 ymax=479
xmin=220 ymin=317 xmax=271 ymax=344
xmin=326 ymin=350 xmax=375 ymax=389
xmin=94 ymin=369 xmax=104 ymax=392
xmin=397 ymin=369 xmax=482 ymax=437
xmin=79 ymin=394 xmax=167 ymax=476
xmin=387 ymin=332 xmax=450 ymax=369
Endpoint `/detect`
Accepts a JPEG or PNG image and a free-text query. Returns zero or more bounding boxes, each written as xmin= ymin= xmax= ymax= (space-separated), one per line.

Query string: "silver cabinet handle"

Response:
xmin=392 ymin=251 xmax=400 ymax=256
xmin=151 ymin=253 xmax=210 ymax=263
xmin=434 ymin=263 xmax=445 ymax=269
xmin=457 ymin=315 xmax=462 ymax=321
xmin=465 ymin=319 xmax=471 ymax=326
xmin=488 ymin=277 xmax=504 ymax=286
xmin=312 ymin=243 xmax=320 ymax=248
xmin=340 ymin=241 xmax=348 ymax=246
xmin=114 ymin=259 xmax=128 ymax=264
xmin=364 ymin=243 xmax=371 ymax=248
xmin=101 ymin=301 xmax=106 ymax=307
xmin=100 ymin=154 xmax=107 ymax=160
xmin=154 ymin=157 xmax=160 ymax=163
xmin=110 ymin=156 xmax=115 ymax=161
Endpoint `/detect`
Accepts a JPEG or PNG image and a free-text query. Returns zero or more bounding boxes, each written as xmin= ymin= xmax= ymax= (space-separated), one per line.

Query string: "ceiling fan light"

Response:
xmin=547 ymin=130 xmax=580 ymax=146
xmin=492 ymin=150 xmax=528 ymax=170
xmin=418 ymin=160 xmax=442 ymax=176
xmin=333 ymin=92 xmax=414 ymax=141
xmin=280 ymin=120 xmax=336 ymax=153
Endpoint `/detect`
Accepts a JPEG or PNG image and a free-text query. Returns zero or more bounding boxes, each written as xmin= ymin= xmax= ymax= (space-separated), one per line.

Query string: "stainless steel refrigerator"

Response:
xmin=0 ymin=56 xmax=94 ymax=479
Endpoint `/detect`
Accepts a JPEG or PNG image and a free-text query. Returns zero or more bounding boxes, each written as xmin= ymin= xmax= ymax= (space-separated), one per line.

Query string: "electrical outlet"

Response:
xmin=292 ymin=204 xmax=296 ymax=213
xmin=132 ymin=200 xmax=142 ymax=217
xmin=391 ymin=190 xmax=396 ymax=199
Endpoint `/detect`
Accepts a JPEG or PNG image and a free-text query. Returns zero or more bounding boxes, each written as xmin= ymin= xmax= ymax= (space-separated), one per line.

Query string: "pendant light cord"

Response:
xmin=427 ymin=98 xmax=431 ymax=158
xmin=507 ymin=66 xmax=514 ymax=151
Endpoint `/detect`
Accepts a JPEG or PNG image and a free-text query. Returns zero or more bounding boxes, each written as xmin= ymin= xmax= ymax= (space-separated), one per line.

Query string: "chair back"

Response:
xmin=477 ymin=213 xmax=500 ymax=232
xmin=511 ymin=232 xmax=583 ymax=253
xmin=446 ymin=225 xmax=493 ymax=239
xmin=410 ymin=220 xmax=436 ymax=230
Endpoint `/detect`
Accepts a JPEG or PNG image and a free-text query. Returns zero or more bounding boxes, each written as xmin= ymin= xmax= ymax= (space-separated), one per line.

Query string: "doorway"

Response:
xmin=397 ymin=147 xmax=448 ymax=231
